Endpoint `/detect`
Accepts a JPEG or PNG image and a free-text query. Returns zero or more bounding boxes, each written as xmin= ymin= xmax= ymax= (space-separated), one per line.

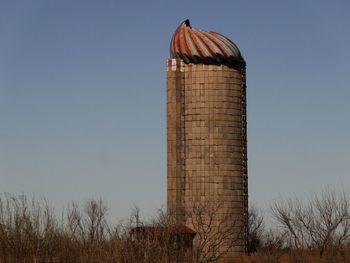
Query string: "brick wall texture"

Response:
xmin=167 ymin=59 xmax=248 ymax=260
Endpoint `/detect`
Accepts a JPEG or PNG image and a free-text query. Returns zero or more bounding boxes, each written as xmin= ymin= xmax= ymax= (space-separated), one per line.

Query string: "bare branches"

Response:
xmin=272 ymin=188 xmax=350 ymax=258
xmin=247 ymin=206 xmax=264 ymax=253
xmin=85 ymin=199 xmax=109 ymax=244
xmin=0 ymin=194 xmax=58 ymax=262
xmin=186 ymin=201 xmax=243 ymax=263
xmin=0 ymin=189 xmax=348 ymax=262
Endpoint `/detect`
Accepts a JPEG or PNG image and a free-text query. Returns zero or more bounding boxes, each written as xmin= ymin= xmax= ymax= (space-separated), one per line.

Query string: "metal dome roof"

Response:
xmin=170 ymin=20 xmax=245 ymax=67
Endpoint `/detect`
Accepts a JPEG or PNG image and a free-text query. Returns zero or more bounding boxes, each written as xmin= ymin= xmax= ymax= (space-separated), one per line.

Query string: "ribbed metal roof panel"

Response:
xmin=170 ymin=20 xmax=245 ymax=67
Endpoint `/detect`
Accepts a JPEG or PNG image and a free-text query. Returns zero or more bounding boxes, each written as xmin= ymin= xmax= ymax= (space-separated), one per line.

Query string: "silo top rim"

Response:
xmin=170 ymin=20 xmax=245 ymax=68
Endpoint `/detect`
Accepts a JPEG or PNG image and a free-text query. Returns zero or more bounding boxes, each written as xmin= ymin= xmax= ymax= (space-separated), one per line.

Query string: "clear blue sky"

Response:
xmin=1 ymin=0 xmax=349 ymax=221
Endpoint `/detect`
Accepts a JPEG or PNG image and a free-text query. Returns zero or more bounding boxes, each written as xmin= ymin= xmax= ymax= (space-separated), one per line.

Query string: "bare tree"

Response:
xmin=272 ymin=188 xmax=350 ymax=258
xmin=247 ymin=205 xmax=264 ymax=254
xmin=252 ymin=229 xmax=288 ymax=263
xmin=186 ymin=201 xmax=243 ymax=263
xmin=85 ymin=198 xmax=108 ymax=244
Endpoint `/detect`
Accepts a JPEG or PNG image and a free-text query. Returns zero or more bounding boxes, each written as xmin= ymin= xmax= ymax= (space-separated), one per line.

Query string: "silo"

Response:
xmin=167 ymin=20 xmax=247 ymax=260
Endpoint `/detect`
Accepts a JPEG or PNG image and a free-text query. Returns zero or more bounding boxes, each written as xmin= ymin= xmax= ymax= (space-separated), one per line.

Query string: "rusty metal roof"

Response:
xmin=170 ymin=19 xmax=245 ymax=67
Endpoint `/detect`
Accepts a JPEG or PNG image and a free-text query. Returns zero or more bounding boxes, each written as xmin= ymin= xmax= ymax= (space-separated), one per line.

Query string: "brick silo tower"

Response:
xmin=167 ymin=20 xmax=247 ymax=260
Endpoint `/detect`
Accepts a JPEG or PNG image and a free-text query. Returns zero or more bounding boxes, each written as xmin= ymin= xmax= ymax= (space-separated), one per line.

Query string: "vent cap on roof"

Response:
xmin=170 ymin=19 xmax=245 ymax=67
